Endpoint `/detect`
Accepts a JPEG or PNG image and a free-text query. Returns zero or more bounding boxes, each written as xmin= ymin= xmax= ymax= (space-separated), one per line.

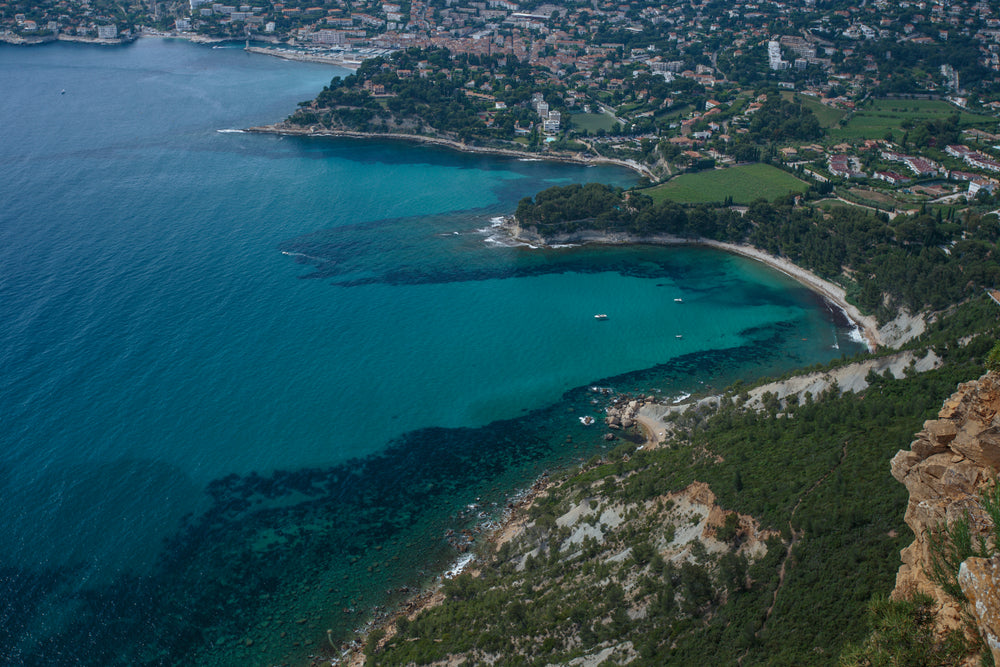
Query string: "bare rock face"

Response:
xmin=891 ymin=371 xmax=1000 ymax=636
xmin=959 ymin=556 xmax=1000 ymax=663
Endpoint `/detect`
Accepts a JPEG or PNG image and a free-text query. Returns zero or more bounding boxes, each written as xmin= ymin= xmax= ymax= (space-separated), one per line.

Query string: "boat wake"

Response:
xmin=281 ymin=250 xmax=330 ymax=263
xmin=216 ymin=128 xmax=245 ymax=134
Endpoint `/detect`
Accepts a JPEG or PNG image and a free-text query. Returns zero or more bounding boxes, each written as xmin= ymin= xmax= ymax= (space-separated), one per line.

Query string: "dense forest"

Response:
xmin=746 ymin=94 xmax=823 ymax=143
xmin=514 ymin=183 xmax=1000 ymax=322
xmin=289 ymin=47 xmax=544 ymax=144
xmin=365 ymin=299 xmax=1000 ymax=666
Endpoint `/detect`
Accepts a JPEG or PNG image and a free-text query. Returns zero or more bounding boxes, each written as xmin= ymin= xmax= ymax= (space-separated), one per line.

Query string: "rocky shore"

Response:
xmin=336 ymin=474 xmax=556 ymax=667
xmin=244 ymin=123 xmax=658 ymax=181
xmin=0 ymin=32 xmax=137 ymax=45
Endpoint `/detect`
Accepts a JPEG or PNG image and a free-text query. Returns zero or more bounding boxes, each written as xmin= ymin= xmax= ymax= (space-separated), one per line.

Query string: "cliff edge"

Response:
xmin=891 ymin=371 xmax=1000 ymax=658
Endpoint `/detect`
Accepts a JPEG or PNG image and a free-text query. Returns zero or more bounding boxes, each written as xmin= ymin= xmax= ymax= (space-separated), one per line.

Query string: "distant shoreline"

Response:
xmin=244 ymin=45 xmax=364 ymax=70
xmin=245 ymin=123 xmax=875 ymax=347
xmin=245 ymin=123 xmax=658 ymax=180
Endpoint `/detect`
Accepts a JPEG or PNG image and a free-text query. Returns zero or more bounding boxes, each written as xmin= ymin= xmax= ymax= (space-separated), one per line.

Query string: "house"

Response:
xmin=828 ymin=154 xmax=865 ymax=178
xmin=969 ymin=179 xmax=998 ymax=197
xmin=874 ymin=170 xmax=911 ymax=185
xmin=945 ymin=145 xmax=972 ymax=159
xmin=903 ymin=157 xmax=939 ymax=176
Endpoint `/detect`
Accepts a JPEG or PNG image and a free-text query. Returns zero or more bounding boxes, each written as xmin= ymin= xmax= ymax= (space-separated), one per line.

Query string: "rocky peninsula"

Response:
xmin=246 ymin=123 xmax=658 ymax=181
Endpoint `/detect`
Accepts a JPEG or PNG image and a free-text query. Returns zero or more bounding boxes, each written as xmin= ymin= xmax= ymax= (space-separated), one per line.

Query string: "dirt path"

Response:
xmin=740 ymin=440 xmax=849 ymax=664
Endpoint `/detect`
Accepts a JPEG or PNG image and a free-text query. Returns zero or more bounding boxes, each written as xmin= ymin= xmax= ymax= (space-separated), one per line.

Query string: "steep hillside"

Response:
xmin=353 ymin=299 xmax=999 ymax=666
xmin=889 ymin=369 xmax=1000 ymax=663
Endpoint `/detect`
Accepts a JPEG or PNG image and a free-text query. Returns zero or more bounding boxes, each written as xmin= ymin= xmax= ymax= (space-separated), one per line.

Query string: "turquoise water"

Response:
xmin=0 ymin=40 xmax=865 ymax=665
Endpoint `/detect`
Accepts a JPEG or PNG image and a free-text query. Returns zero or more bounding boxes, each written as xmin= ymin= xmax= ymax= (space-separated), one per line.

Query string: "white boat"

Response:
xmin=674 ymin=298 xmax=683 ymax=302
xmin=594 ymin=314 xmax=608 ymax=320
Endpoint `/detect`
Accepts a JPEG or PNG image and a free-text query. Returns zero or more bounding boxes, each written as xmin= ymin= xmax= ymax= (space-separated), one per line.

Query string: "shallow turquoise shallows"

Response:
xmin=0 ymin=39 xmax=865 ymax=665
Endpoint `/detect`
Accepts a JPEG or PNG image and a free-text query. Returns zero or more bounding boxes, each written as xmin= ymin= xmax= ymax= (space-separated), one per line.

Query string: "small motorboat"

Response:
xmin=594 ymin=314 xmax=608 ymax=320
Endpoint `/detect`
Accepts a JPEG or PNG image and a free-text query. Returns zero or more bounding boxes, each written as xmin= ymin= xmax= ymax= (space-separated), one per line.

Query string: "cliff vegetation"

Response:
xmin=362 ymin=299 xmax=1000 ymax=666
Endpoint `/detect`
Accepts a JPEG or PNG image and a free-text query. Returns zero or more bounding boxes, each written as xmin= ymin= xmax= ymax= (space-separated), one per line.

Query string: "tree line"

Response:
xmin=515 ymin=183 xmax=1000 ymax=322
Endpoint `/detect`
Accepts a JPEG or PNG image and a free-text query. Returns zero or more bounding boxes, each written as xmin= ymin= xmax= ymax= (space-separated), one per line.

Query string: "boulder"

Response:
xmin=960 ymin=556 xmax=1000 ymax=664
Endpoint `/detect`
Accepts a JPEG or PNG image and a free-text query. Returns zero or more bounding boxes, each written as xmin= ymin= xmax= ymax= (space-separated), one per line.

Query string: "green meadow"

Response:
xmin=829 ymin=98 xmax=996 ymax=141
xmin=569 ymin=112 xmax=618 ymax=133
xmin=645 ymin=163 xmax=809 ymax=204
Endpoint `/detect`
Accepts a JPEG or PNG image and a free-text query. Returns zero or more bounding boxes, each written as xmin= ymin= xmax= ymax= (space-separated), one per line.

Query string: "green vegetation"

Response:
xmin=514 ymin=183 xmax=1000 ymax=321
xmin=745 ymin=93 xmax=823 ymax=143
xmin=988 ymin=341 xmax=1000 ymax=372
xmin=831 ymin=99 xmax=996 ymax=142
xmin=780 ymin=92 xmax=847 ymax=129
xmin=848 ymin=475 xmax=1000 ymax=666
xmin=645 ymin=164 xmax=808 ymax=205
xmin=840 ymin=594 xmax=971 ymax=667
xmin=290 ymin=47 xmax=543 ymax=145
xmin=366 ymin=300 xmax=1000 ymax=666
xmin=569 ymin=112 xmax=617 ymax=134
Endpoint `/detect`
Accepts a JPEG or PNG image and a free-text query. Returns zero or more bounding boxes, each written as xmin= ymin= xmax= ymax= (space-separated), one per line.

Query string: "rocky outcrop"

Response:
xmin=605 ymin=394 xmax=659 ymax=431
xmin=959 ymin=556 xmax=1000 ymax=663
xmin=890 ymin=371 xmax=1000 ymax=637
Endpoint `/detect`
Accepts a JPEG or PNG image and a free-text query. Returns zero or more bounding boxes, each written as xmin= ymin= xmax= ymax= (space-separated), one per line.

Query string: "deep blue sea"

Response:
xmin=0 ymin=39 xmax=865 ymax=665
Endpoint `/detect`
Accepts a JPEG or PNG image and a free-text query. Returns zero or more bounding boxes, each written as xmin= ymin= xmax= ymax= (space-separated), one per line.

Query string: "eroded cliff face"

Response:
xmin=890 ymin=371 xmax=1000 ymax=651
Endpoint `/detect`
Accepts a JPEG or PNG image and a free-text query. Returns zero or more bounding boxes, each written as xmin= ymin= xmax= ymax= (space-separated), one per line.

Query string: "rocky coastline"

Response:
xmin=244 ymin=123 xmax=658 ymax=181
xmin=337 ymin=474 xmax=557 ymax=667
xmin=0 ymin=31 xmax=138 ymax=45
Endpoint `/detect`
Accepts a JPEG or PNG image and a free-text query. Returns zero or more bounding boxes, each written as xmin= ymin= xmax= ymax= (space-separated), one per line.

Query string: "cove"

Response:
xmin=0 ymin=38 xmax=865 ymax=665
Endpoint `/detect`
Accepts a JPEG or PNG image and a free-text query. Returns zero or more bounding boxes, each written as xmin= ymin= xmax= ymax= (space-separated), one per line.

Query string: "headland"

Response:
xmin=245 ymin=123 xmax=658 ymax=181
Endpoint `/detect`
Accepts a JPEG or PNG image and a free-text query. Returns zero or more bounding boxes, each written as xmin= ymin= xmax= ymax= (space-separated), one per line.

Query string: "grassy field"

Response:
xmin=654 ymin=104 xmax=693 ymax=123
xmin=780 ymin=91 xmax=847 ymax=128
xmin=829 ymin=98 xmax=996 ymax=141
xmin=644 ymin=163 xmax=809 ymax=204
xmin=569 ymin=112 xmax=618 ymax=133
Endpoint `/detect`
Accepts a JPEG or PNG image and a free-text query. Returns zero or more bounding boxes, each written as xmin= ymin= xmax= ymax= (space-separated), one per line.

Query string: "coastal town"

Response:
xmin=8 ymin=0 xmax=1000 ymax=206
xmin=6 ymin=0 xmax=1000 ymax=664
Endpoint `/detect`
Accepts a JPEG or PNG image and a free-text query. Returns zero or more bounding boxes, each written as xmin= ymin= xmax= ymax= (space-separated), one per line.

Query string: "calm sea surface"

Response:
xmin=0 ymin=39 xmax=864 ymax=665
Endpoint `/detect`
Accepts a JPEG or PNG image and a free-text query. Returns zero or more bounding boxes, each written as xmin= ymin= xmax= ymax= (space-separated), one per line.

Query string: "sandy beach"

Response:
xmin=503 ymin=224 xmax=887 ymax=353
xmin=698 ymin=239 xmax=882 ymax=351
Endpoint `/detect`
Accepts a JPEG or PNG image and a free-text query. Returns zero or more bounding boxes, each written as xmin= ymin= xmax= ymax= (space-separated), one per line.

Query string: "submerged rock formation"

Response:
xmin=890 ymin=371 xmax=1000 ymax=650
